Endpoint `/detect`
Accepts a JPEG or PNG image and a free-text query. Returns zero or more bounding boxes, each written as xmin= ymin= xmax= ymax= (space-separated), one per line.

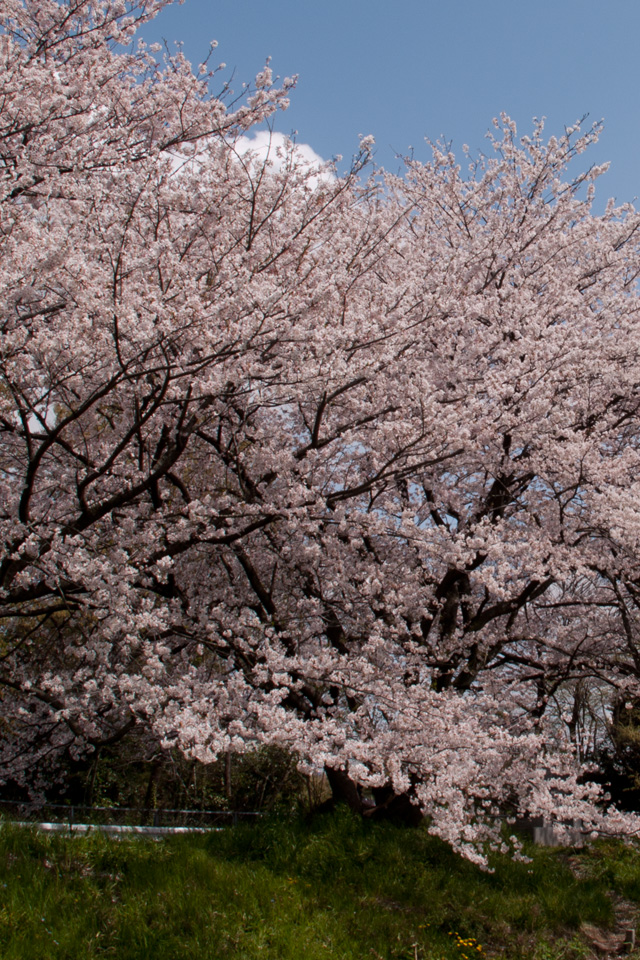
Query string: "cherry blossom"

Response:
xmin=3 ymin=0 xmax=640 ymax=860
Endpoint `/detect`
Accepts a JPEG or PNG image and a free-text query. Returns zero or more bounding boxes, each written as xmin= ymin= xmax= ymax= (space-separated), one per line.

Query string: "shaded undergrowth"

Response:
xmin=0 ymin=808 xmax=638 ymax=959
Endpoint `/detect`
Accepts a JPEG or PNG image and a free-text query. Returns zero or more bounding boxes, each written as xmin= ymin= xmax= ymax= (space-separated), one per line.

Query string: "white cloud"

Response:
xmin=235 ymin=131 xmax=330 ymax=179
xmin=167 ymin=131 xmax=333 ymax=188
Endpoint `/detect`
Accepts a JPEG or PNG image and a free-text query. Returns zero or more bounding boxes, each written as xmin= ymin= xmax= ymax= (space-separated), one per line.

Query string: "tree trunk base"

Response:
xmin=321 ymin=768 xmax=423 ymax=826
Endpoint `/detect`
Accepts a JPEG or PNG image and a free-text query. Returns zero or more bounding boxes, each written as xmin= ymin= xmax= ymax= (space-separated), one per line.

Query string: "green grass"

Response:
xmin=0 ymin=809 xmax=637 ymax=960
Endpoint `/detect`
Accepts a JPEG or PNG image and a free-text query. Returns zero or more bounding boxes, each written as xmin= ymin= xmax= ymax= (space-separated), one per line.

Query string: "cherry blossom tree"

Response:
xmin=3 ymin=0 xmax=640 ymax=861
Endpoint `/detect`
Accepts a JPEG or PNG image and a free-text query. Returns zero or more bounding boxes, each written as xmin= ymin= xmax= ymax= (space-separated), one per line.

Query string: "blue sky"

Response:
xmin=142 ymin=0 xmax=640 ymax=208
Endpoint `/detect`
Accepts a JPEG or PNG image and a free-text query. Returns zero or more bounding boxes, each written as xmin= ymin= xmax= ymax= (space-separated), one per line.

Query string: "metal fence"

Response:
xmin=0 ymin=802 xmax=593 ymax=846
xmin=0 ymin=800 xmax=261 ymax=831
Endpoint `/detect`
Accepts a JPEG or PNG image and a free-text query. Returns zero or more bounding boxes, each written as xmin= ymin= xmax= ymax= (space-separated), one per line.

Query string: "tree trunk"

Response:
xmin=84 ymin=747 xmax=101 ymax=807
xmin=368 ymin=783 xmax=423 ymax=826
xmin=323 ymin=767 xmax=423 ymax=825
xmin=143 ymin=759 xmax=161 ymax=814
xmin=324 ymin=766 xmax=366 ymax=814
xmin=224 ymin=750 xmax=233 ymax=803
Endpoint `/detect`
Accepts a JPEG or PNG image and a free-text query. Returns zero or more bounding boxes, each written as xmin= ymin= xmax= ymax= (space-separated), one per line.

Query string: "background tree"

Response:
xmin=3 ymin=0 xmax=640 ymax=862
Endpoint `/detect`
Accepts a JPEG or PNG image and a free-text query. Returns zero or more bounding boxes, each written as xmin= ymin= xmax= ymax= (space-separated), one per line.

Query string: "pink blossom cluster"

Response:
xmin=3 ymin=0 xmax=640 ymax=861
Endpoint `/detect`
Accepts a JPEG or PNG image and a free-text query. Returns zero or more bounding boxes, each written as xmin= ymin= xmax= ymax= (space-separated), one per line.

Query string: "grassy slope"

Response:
xmin=1 ymin=809 xmax=639 ymax=960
